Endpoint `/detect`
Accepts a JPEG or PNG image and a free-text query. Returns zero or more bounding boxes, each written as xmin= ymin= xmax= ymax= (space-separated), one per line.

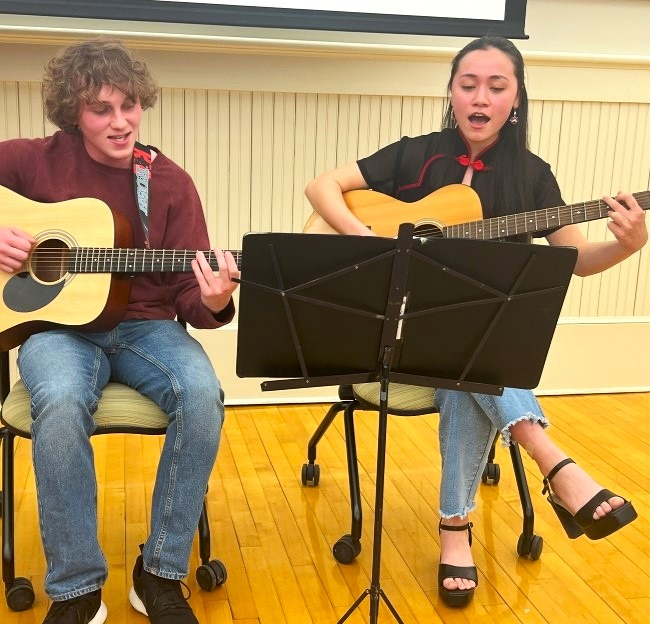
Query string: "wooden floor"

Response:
xmin=1 ymin=393 xmax=649 ymax=623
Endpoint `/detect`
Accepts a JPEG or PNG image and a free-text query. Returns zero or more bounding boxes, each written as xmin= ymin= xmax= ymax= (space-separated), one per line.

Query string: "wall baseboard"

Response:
xmin=191 ymin=318 xmax=650 ymax=405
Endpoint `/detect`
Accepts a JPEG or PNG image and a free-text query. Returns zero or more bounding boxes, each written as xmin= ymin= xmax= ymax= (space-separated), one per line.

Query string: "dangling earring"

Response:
xmin=509 ymin=109 xmax=519 ymax=125
xmin=450 ymin=108 xmax=456 ymax=125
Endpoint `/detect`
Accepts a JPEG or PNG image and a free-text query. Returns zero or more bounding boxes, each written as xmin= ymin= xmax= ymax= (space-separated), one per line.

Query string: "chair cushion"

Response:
xmin=352 ymin=382 xmax=437 ymax=415
xmin=2 ymin=380 xmax=169 ymax=436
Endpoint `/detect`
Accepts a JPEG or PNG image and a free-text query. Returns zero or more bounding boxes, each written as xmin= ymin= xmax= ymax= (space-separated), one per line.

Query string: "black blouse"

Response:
xmin=357 ymin=128 xmax=564 ymax=242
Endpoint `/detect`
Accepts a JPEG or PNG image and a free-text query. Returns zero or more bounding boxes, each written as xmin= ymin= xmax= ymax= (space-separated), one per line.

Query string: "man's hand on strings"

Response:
xmin=192 ymin=248 xmax=240 ymax=314
xmin=0 ymin=227 xmax=35 ymax=273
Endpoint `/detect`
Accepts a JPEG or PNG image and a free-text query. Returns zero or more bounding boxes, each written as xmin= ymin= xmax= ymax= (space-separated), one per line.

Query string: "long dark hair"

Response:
xmin=442 ymin=36 xmax=532 ymax=217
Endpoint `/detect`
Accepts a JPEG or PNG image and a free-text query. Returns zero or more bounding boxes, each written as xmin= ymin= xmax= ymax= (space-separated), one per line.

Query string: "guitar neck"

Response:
xmin=68 ymin=248 xmax=242 ymax=273
xmin=442 ymin=190 xmax=650 ymax=240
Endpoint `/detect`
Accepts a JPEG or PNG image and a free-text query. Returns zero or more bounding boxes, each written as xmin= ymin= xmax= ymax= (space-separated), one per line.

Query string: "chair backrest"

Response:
xmin=0 ymin=350 xmax=11 ymax=405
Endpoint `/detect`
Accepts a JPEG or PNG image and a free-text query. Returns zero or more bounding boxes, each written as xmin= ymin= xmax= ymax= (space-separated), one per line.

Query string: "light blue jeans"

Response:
xmin=18 ymin=320 xmax=224 ymax=601
xmin=435 ymin=387 xmax=549 ymax=518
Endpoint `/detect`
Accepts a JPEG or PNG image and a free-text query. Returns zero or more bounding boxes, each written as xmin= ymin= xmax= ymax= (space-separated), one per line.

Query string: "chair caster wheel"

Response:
xmin=196 ymin=559 xmax=227 ymax=591
xmin=517 ymin=533 xmax=543 ymax=560
xmin=301 ymin=463 xmax=320 ymax=486
xmin=5 ymin=576 xmax=35 ymax=611
xmin=482 ymin=462 xmax=501 ymax=485
xmin=333 ymin=534 xmax=361 ymax=564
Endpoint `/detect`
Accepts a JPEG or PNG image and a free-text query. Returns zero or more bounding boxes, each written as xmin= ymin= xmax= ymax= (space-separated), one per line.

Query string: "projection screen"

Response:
xmin=0 ymin=0 xmax=529 ymax=39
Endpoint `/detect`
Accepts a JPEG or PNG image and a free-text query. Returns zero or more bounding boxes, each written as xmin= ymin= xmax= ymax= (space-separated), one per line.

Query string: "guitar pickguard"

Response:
xmin=2 ymin=272 xmax=65 ymax=313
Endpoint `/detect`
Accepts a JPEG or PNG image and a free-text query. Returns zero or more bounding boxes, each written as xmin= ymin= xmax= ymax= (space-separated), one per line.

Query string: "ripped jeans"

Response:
xmin=435 ymin=387 xmax=549 ymax=518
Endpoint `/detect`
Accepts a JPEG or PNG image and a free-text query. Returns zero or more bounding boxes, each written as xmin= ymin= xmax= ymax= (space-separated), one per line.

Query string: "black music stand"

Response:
xmin=236 ymin=225 xmax=577 ymax=623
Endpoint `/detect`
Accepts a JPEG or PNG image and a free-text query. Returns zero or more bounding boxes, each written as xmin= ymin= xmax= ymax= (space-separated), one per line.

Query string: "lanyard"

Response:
xmin=133 ymin=142 xmax=153 ymax=248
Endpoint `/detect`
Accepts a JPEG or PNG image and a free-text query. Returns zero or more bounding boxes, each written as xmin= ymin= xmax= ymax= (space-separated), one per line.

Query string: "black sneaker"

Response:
xmin=129 ymin=553 xmax=198 ymax=623
xmin=43 ymin=589 xmax=107 ymax=623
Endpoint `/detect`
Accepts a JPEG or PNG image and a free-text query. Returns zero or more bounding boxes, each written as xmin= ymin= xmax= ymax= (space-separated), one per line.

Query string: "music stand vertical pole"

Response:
xmin=336 ymin=349 xmax=404 ymax=624
xmin=370 ymin=349 xmax=404 ymax=623
xmin=337 ymin=238 xmax=412 ymax=624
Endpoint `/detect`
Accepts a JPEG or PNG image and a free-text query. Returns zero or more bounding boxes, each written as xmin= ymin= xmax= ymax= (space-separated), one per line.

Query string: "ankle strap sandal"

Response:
xmin=543 ymin=458 xmax=638 ymax=540
xmin=438 ymin=521 xmax=478 ymax=607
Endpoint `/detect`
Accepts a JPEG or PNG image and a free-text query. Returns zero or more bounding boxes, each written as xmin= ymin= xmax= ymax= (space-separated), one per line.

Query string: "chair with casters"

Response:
xmin=301 ymin=383 xmax=543 ymax=565
xmin=0 ymin=336 xmax=226 ymax=612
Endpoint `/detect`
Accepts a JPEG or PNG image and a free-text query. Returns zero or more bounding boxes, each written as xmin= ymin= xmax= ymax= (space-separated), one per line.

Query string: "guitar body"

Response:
xmin=0 ymin=185 xmax=133 ymax=350
xmin=302 ymin=184 xmax=483 ymax=236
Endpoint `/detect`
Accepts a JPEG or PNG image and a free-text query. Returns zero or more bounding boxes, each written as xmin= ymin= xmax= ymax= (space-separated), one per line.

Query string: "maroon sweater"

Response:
xmin=0 ymin=131 xmax=234 ymax=328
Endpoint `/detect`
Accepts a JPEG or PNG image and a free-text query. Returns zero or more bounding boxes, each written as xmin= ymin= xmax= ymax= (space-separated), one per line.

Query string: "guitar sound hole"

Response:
xmin=413 ymin=223 xmax=443 ymax=238
xmin=30 ymin=238 xmax=71 ymax=283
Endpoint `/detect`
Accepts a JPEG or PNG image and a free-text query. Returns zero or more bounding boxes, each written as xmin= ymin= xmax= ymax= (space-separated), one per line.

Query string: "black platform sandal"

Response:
xmin=438 ymin=521 xmax=478 ymax=607
xmin=542 ymin=458 xmax=638 ymax=540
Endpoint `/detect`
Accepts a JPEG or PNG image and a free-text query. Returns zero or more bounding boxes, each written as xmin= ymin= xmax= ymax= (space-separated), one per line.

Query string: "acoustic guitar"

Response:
xmin=303 ymin=183 xmax=650 ymax=239
xmin=2 ymin=183 xmax=648 ymax=349
xmin=0 ymin=185 xmax=241 ymax=350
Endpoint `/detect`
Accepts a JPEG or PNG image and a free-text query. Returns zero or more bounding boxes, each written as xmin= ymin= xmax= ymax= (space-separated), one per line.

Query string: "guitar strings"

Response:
xmin=426 ymin=195 xmax=650 ymax=239
xmin=21 ymin=249 xmax=243 ymax=272
xmin=18 ymin=192 xmax=650 ymax=266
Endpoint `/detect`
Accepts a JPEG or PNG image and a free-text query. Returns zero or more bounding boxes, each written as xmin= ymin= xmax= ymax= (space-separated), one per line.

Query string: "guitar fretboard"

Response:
xmin=443 ymin=191 xmax=650 ymax=240
xmin=65 ymin=248 xmax=243 ymax=273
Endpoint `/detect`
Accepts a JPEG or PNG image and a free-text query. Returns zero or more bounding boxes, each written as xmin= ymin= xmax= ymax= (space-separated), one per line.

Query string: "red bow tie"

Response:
xmin=456 ymin=154 xmax=485 ymax=171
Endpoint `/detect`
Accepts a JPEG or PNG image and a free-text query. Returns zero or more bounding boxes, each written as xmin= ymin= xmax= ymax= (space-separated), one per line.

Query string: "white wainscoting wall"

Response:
xmin=1 ymin=0 xmax=649 ymax=402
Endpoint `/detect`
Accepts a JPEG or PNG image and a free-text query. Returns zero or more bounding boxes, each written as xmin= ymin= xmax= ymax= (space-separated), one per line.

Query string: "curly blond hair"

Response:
xmin=42 ymin=37 xmax=158 ymax=133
